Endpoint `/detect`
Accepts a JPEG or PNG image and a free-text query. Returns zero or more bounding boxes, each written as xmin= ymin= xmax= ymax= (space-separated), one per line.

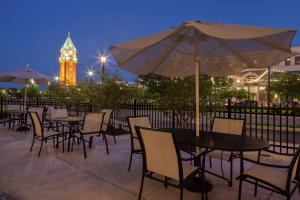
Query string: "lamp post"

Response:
xmin=99 ymin=54 xmax=107 ymax=83
xmin=88 ymin=70 xmax=94 ymax=83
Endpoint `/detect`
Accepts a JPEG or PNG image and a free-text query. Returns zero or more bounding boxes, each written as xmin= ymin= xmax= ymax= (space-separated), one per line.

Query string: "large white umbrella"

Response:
xmin=0 ymin=66 xmax=49 ymax=107
xmin=110 ymin=20 xmax=296 ymax=136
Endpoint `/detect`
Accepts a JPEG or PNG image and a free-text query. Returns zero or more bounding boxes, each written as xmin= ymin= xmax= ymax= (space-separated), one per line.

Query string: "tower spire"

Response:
xmin=68 ymin=32 xmax=70 ymax=37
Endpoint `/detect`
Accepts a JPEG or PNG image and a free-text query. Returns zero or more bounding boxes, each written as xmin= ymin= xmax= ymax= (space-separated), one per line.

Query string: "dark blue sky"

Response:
xmin=1 ymin=0 xmax=300 ymax=86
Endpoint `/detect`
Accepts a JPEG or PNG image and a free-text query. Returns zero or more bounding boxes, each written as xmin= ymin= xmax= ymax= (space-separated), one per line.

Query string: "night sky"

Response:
xmin=1 ymin=0 xmax=300 ymax=87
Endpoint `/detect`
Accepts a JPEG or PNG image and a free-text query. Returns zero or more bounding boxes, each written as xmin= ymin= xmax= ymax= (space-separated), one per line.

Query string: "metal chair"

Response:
xmin=75 ymin=112 xmax=108 ymax=158
xmin=136 ymin=127 xmax=202 ymax=200
xmin=206 ymin=117 xmax=245 ymax=186
xmin=239 ymin=147 xmax=300 ymax=200
xmin=127 ymin=116 xmax=151 ymax=171
xmin=28 ymin=111 xmax=60 ymax=156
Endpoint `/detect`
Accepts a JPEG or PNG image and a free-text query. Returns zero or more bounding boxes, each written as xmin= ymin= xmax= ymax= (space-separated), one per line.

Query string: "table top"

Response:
xmin=163 ymin=128 xmax=269 ymax=152
xmin=51 ymin=116 xmax=83 ymax=122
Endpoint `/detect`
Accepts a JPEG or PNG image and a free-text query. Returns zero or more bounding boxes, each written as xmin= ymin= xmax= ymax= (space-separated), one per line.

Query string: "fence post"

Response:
xmin=172 ymin=109 xmax=175 ymax=130
xmin=228 ymin=98 xmax=232 ymax=118
xmin=0 ymin=97 xmax=3 ymax=119
xmin=134 ymin=99 xmax=137 ymax=117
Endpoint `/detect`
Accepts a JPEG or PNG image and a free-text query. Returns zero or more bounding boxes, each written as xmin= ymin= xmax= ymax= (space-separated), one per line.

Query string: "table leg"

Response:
xmin=238 ymin=151 xmax=244 ymax=200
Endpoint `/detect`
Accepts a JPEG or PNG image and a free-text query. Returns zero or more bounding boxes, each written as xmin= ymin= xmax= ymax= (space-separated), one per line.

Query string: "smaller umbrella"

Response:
xmin=0 ymin=66 xmax=49 ymax=107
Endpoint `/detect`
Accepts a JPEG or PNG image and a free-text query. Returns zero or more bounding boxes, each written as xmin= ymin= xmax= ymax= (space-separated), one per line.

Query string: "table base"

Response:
xmin=184 ymin=176 xmax=213 ymax=193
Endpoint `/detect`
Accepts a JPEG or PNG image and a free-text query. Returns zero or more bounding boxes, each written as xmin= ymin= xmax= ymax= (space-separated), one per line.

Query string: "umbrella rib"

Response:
xmin=149 ymin=32 xmax=187 ymax=74
xmin=214 ymin=38 xmax=252 ymax=68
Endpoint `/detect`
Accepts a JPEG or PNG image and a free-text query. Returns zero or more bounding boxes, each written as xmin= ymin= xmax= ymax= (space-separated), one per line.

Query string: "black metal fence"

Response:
xmin=1 ymin=97 xmax=299 ymax=155
xmin=114 ymin=100 xmax=300 ymax=155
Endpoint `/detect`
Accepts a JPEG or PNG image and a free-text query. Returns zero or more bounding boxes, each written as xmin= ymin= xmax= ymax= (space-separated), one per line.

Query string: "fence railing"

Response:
xmin=1 ymin=97 xmax=299 ymax=155
xmin=114 ymin=99 xmax=300 ymax=155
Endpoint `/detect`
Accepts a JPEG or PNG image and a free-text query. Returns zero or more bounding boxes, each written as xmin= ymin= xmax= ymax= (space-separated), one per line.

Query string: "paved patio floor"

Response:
xmin=0 ymin=126 xmax=299 ymax=200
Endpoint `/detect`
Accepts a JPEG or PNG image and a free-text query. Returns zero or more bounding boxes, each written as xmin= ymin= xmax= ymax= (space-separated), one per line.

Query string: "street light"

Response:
xmin=88 ymin=70 xmax=94 ymax=82
xmin=99 ymin=53 xmax=107 ymax=83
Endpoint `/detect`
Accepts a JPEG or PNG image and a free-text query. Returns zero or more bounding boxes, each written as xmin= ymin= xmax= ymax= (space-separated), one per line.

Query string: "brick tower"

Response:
xmin=59 ymin=32 xmax=78 ymax=85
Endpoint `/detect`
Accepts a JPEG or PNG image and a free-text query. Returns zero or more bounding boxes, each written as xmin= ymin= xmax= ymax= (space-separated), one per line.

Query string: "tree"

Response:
xmin=269 ymin=72 xmax=300 ymax=102
xmin=139 ymin=74 xmax=232 ymax=127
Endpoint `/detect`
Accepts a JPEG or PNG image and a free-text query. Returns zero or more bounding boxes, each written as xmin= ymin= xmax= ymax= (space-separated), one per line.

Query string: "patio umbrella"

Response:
xmin=0 ymin=66 xmax=49 ymax=106
xmin=109 ymin=20 xmax=296 ymax=136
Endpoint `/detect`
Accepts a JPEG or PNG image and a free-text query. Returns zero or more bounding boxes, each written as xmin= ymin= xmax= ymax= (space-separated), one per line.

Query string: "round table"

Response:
xmin=163 ymin=129 xmax=270 ymax=195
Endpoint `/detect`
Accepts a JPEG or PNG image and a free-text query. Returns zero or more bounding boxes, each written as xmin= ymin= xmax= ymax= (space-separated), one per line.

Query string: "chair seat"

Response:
xmin=182 ymin=164 xmax=199 ymax=180
xmin=207 ymin=150 xmax=232 ymax=161
xmin=244 ymin=164 xmax=288 ymax=190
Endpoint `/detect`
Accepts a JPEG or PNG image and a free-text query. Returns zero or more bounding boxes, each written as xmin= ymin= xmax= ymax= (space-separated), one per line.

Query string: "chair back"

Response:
xmin=50 ymin=108 xmax=68 ymax=120
xmin=128 ymin=116 xmax=152 ymax=150
xmin=136 ymin=127 xmax=182 ymax=181
xmin=212 ymin=117 xmax=245 ymax=135
xmin=286 ymin=147 xmax=300 ymax=190
xmin=27 ymin=107 xmax=44 ymax=123
xmin=101 ymin=109 xmax=113 ymax=131
xmin=82 ymin=112 xmax=105 ymax=133
xmin=28 ymin=111 xmax=43 ymax=137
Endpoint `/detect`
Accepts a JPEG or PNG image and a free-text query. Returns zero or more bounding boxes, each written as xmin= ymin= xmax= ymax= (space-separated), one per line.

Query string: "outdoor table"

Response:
xmin=51 ymin=116 xmax=84 ymax=151
xmin=161 ymin=128 xmax=270 ymax=197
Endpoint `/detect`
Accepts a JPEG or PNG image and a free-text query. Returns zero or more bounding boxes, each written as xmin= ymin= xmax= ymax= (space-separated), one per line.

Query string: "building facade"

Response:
xmin=59 ymin=33 xmax=78 ymax=86
xmin=233 ymin=46 xmax=300 ymax=104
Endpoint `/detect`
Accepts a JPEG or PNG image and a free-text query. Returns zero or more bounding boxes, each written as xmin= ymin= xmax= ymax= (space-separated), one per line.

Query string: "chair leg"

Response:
xmin=38 ymin=140 xmax=44 ymax=157
xmin=229 ymin=159 xmax=233 ymax=187
xmin=128 ymin=151 xmax=133 ymax=171
xmin=209 ymin=157 xmax=212 ymax=168
xmin=164 ymin=176 xmax=168 ymax=188
xmin=81 ymin=135 xmax=87 ymax=159
xmin=89 ymin=137 xmax=93 ymax=148
xmin=138 ymin=173 xmax=145 ymax=200
xmin=30 ymin=136 xmax=35 ymax=152
xmin=102 ymin=134 xmax=109 ymax=154
xmin=180 ymin=185 xmax=183 ymax=200
xmin=113 ymin=136 xmax=117 ymax=144
xmin=220 ymin=159 xmax=225 ymax=178
xmin=238 ymin=176 xmax=243 ymax=200
xmin=254 ymin=180 xmax=258 ymax=196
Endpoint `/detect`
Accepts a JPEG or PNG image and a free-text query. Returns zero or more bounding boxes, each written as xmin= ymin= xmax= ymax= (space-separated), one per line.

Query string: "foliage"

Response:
xmin=218 ymin=88 xmax=248 ymax=101
xmin=269 ymin=72 xmax=300 ymax=102
xmin=138 ymin=74 xmax=232 ymax=127
xmin=47 ymin=73 xmax=145 ymax=112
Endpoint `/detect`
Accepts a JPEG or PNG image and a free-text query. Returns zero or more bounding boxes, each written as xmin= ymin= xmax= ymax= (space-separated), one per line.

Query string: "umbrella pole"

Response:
xmin=195 ymin=58 xmax=200 ymax=137
xmin=24 ymin=84 xmax=27 ymax=110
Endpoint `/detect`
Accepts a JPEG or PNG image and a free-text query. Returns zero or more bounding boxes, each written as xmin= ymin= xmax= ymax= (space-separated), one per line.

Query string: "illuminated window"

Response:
xmin=295 ymin=56 xmax=300 ymax=65
xmin=285 ymin=58 xmax=291 ymax=66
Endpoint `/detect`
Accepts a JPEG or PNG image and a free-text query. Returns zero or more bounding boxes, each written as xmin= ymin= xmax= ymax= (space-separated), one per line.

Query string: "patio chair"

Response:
xmin=6 ymin=104 xmax=23 ymax=130
xmin=47 ymin=108 xmax=69 ymax=132
xmin=24 ymin=107 xmax=45 ymax=135
xmin=75 ymin=112 xmax=108 ymax=159
xmin=101 ymin=109 xmax=129 ymax=144
xmin=238 ymin=146 xmax=300 ymax=200
xmin=135 ymin=127 xmax=202 ymax=200
xmin=206 ymin=117 xmax=245 ymax=186
xmin=127 ymin=116 xmax=151 ymax=171
xmin=28 ymin=111 xmax=60 ymax=156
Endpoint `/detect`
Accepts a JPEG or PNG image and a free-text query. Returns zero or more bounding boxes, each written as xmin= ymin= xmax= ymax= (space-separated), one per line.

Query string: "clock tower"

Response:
xmin=59 ymin=32 xmax=78 ymax=85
